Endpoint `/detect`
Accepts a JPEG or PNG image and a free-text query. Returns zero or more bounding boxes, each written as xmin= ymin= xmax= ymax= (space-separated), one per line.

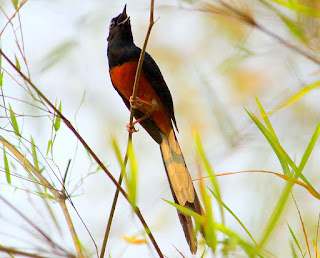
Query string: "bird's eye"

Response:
xmin=110 ymin=21 xmax=115 ymax=29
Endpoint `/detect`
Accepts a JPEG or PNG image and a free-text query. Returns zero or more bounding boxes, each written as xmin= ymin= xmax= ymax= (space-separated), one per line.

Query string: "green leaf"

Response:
xmin=247 ymin=109 xmax=320 ymax=249
xmin=111 ymin=137 xmax=137 ymax=208
xmin=54 ymin=102 xmax=62 ymax=131
xmin=297 ymin=122 xmax=320 ymax=175
xmin=266 ymin=0 xmax=320 ymax=17
xmin=14 ymin=55 xmax=21 ymax=71
xmin=127 ymin=141 xmax=137 ymax=208
xmin=0 ymin=50 xmax=2 ymax=74
xmin=193 ymin=129 xmax=224 ymax=223
xmin=255 ymin=97 xmax=290 ymax=176
xmin=9 ymin=105 xmax=20 ymax=136
xmin=246 ymin=109 xmax=319 ymax=196
xmin=3 ymin=146 xmax=11 ymax=184
xmin=265 ymin=80 xmax=320 ymax=117
xmin=47 ymin=139 xmax=52 ymax=155
xmin=12 ymin=0 xmax=19 ymax=10
xmin=0 ymin=73 xmax=3 ymax=87
xmin=290 ymin=242 xmax=298 ymax=258
xmin=281 ymin=16 xmax=306 ymax=42
xmin=288 ymin=224 xmax=303 ymax=256
xmin=30 ymin=136 xmax=39 ymax=171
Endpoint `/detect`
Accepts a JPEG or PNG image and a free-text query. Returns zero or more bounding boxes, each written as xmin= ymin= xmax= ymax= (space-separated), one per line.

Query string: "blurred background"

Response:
xmin=0 ymin=0 xmax=319 ymax=257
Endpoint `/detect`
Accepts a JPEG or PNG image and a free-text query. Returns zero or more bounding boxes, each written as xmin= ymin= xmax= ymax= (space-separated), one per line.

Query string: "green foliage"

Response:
xmin=3 ymin=146 xmax=11 ymax=184
xmin=193 ymin=129 xmax=224 ymax=223
xmin=54 ymin=102 xmax=62 ymax=131
xmin=288 ymin=224 xmax=304 ymax=256
xmin=30 ymin=136 xmax=40 ymax=171
xmin=265 ymin=0 xmax=320 ymax=17
xmin=14 ymin=55 xmax=20 ymax=71
xmin=246 ymin=99 xmax=320 ymax=249
xmin=112 ymin=137 xmax=137 ymax=208
xmin=9 ymin=105 xmax=20 ymax=137
xmin=47 ymin=139 xmax=52 ymax=155
xmin=11 ymin=0 xmax=19 ymax=10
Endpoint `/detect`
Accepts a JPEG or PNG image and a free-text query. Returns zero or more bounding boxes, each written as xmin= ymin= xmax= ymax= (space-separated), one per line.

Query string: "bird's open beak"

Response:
xmin=118 ymin=4 xmax=127 ymax=23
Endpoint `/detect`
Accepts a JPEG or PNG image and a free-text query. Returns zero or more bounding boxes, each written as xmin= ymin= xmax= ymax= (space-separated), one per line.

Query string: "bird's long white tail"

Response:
xmin=159 ymin=129 xmax=203 ymax=254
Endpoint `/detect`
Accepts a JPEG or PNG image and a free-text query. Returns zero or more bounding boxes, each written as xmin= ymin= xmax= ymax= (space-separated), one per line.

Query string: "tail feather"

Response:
xmin=159 ymin=129 xmax=203 ymax=254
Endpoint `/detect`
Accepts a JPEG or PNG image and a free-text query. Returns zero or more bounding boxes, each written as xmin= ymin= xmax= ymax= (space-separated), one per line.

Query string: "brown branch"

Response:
xmin=0 ymin=246 xmax=47 ymax=258
xmin=0 ymin=49 xmax=162 ymax=257
xmin=100 ymin=1 xmax=160 ymax=257
xmin=291 ymin=192 xmax=311 ymax=258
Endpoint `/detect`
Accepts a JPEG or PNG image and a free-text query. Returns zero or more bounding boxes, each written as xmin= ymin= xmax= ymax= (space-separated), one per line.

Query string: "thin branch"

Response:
xmin=100 ymin=1 xmax=158 ymax=257
xmin=0 ymin=246 xmax=46 ymax=258
xmin=0 ymin=49 xmax=163 ymax=258
xmin=291 ymin=192 xmax=311 ymax=258
xmin=0 ymin=196 xmax=74 ymax=258
xmin=0 ymin=136 xmax=84 ymax=258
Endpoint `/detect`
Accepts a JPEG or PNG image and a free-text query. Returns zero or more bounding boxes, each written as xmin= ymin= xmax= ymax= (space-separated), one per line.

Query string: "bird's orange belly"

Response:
xmin=110 ymin=62 xmax=172 ymax=135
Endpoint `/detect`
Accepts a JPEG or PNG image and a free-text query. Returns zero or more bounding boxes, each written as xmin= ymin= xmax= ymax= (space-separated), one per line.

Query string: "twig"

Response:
xmin=0 ymin=246 xmax=47 ymax=258
xmin=0 ymin=196 xmax=74 ymax=257
xmin=291 ymin=192 xmax=311 ymax=258
xmin=0 ymin=49 xmax=163 ymax=258
xmin=0 ymin=136 xmax=83 ymax=258
xmin=100 ymin=1 xmax=157 ymax=257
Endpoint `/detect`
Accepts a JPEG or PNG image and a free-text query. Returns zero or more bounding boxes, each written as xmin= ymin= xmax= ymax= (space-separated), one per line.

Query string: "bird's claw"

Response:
xmin=126 ymin=123 xmax=139 ymax=133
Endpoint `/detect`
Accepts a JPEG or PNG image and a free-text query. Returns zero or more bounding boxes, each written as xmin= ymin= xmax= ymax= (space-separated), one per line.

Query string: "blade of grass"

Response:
xmin=30 ymin=136 xmax=39 ymax=171
xmin=247 ymin=108 xmax=291 ymax=177
xmin=9 ymin=105 xmax=20 ymax=136
xmin=3 ymin=146 xmax=11 ymax=184
xmin=127 ymin=141 xmax=137 ymax=208
xmin=260 ymin=80 xmax=320 ymax=118
xmin=54 ymin=102 xmax=62 ymax=131
xmin=290 ymin=242 xmax=299 ymax=258
xmin=209 ymin=188 xmax=258 ymax=246
xmin=247 ymin=110 xmax=320 ymax=197
xmin=247 ymin=109 xmax=320 ymax=249
xmin=288 ymin=223 xmax=304 ymax=256
xmin=165 ymin=199 xmax=261 ymax=257
xmin=265 ymin=0 xmax=320 ymax=17
xmin=193 ymin=129 xmax=224 ymax=225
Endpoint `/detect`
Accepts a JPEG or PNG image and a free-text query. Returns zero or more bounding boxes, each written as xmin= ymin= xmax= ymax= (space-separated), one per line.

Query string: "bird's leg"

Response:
xmin=129 ymin=96 xmax=155 ymax=109
xmin=126 ymin=113 xmax=151 ymax=133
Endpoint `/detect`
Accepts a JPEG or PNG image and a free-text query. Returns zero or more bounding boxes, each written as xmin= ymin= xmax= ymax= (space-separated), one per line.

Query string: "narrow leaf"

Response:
xmin=193 ymin=129 xmax=224 ymax=223
xmin=53 ymin=102 xmax=62 ymax=131
xmin=9 ymin=105 xmax=20 ymax=136
xmin=12 ymin=0 xmax=19 ymax=10
xmin=15 ymin=55 xmax=21 ymax=71
xmin=209 ymin=188 xmax=258 ymax=246
xmin=281 ymin=16 xmax=306 ymax=42
xmin=47 ymin=139 xmax=52 ymax=155
xmin=127 ymin=141 xmax=137 ymax=208
xmin=288 ymin=224 xmax=303 ymax=256
xmin=290 ymin=242 xmax=298 ymax=258
xmin=255 ymin=97 xmax=290 ymax=176
xmin=0 ymin=73 xmax=3 ymax=87
xmin=30 ymin=136 xmax=39 ymax=171
xmin=263 ymin=80 xmax=320 ymax=117
xmin=3 ymin=146 xmax=11 ymax=184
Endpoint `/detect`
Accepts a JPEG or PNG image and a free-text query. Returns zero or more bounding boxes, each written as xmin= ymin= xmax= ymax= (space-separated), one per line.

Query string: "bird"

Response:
xmin=107 ymin=5 xmax=203 ymax=254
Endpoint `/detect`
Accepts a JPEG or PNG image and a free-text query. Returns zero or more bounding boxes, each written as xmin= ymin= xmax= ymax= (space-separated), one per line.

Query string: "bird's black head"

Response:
xmin=107 ymin=5 xmax=133 ymax=44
